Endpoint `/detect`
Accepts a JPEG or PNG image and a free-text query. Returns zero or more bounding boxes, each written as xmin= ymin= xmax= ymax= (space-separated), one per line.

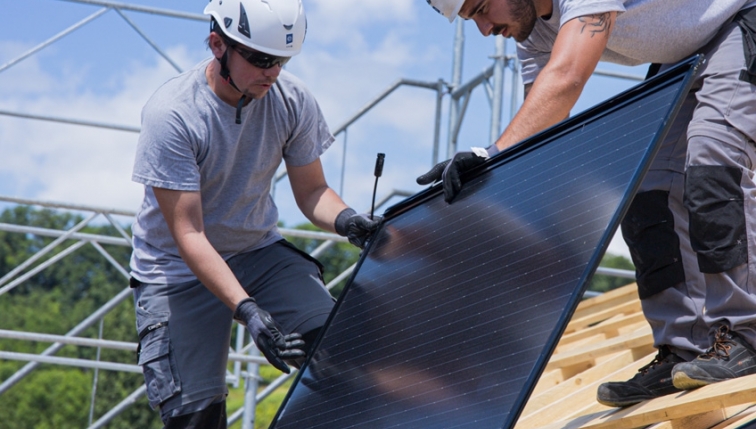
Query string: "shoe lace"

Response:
xmin=637 ymin=348 xmax=669 ymax=374
xmin=703 ymin=325 xmax=735 ymax=359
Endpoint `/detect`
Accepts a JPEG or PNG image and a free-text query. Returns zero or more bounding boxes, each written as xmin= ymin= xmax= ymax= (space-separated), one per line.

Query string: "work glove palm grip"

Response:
xmin=416 ymin=148 xmax=494 ymax=202
xmin=335 ymin=208 xmax=382 ymax=248
xmin=234 ymin=298 xmax=305 ymax=373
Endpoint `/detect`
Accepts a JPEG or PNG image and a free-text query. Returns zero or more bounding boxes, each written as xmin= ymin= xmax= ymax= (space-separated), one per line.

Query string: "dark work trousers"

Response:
xmin=622 ymin=18 xmax=756 ymax=360
xmin=133 ymin=240 xmax=334 ymax=426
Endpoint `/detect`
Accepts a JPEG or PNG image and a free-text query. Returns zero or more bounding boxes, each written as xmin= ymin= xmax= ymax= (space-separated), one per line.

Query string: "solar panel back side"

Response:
xmin=271 ymin=56 xmax=701 ymax=429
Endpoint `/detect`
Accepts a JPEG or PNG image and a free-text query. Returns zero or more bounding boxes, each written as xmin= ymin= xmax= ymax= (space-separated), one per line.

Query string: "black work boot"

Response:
xmin=672 ymin=325 xmax=756 ymax=390
xmin=596 ymin=346 xmax=686 ymax=407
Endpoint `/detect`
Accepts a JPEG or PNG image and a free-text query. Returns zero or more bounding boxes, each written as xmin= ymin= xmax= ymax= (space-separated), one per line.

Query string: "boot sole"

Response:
xmin=596 ymin=397 xmax=644 ymax=408
xmin=672 ymin=371 xmax=713 ymax=390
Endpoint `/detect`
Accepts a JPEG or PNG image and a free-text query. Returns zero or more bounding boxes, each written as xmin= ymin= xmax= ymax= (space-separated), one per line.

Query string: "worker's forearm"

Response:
xmin=176 ymin=232 xmax=248 ymax=310
xmin=298 ymin=186 xmax=349 ymax=233
xmin=493 ymin=71 xmax=583 ymax=151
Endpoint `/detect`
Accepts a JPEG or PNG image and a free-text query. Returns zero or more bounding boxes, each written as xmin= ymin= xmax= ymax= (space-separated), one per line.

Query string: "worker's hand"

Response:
xmin=334 ymin=208 xmax=382 ymax=249
xmin=233 ymin=298 xmax=305 ymax=373
xmin=416 ymin=146 xmax=498 ymax=203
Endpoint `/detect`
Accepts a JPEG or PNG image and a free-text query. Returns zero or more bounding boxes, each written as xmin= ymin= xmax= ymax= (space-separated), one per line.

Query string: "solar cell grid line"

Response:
xmin=270 ymin=56 xmax=703 ymax=429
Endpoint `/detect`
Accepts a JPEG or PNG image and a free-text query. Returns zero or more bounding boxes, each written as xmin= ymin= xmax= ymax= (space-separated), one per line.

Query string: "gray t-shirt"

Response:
xmin=518 ymin=0 xmax=756 ymax=84
xmin=130 ymin=58 xmax=335 ymax=284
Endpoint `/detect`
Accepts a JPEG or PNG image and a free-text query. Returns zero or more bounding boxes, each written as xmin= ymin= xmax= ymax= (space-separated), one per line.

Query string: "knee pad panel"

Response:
xmin=621 ymin=191 xmax=685 ymax=298
xmin=684 ymin=165 xmax=747 ymax=273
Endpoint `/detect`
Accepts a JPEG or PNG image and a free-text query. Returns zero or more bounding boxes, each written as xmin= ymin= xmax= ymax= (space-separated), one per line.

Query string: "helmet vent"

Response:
xmin=283 ymin=24 xmax=293 ymax=30
xmin=223 ymin=17 xmax=233 ymax=28
xmin=238 ymin=3 xmax=251 ymax=38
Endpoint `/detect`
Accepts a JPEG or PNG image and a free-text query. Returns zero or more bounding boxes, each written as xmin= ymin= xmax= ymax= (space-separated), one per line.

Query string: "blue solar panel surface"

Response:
xmin=271 ymin=57 xmax=701 ymax=429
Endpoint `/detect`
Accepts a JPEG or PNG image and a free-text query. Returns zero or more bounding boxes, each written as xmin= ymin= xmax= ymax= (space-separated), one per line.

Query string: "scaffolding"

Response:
xmin=0 ymin=1 xmax=642 ymax=427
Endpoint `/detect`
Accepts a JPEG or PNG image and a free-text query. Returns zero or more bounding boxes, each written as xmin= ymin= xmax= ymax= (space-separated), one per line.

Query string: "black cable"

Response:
xmin=370 ymin=153 xmax=385 ymax=220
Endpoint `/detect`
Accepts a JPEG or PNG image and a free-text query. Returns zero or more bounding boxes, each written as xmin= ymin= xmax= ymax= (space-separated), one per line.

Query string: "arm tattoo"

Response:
xmin=578 ymin=13 xmax=611 ymax=38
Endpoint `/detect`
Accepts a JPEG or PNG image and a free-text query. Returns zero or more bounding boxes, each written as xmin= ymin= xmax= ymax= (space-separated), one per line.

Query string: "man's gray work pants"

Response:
xmin=621 ymin=15 xmax=756 ymax=359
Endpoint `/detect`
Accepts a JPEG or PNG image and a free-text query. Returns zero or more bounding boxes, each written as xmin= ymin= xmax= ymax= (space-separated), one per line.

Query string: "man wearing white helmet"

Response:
xmin=423 ymin=0 xmax=756 ymax=409
xmin=129 ymin=0 xmax=380 ymax=426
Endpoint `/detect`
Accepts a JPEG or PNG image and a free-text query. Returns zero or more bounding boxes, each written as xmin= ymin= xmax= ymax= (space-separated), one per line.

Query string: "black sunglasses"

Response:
xmin=231 ymin=45 xmax=290 ymax=69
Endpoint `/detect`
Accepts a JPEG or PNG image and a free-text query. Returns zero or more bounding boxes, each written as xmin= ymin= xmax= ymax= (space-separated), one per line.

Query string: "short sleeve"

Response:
xmin=279 ymin=75 xmax=335 ymax=167
xmin=516 ymin=0 xmax=626 ymax=84
xmin=132 ymin=101 xmax=203 ymax=192
xmin=518 ymin=43 xmax=552 ymax=85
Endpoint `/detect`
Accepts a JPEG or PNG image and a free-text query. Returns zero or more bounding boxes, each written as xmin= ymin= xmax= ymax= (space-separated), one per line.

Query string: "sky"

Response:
xmin=0 ymin=0 xmax=648 ymax=257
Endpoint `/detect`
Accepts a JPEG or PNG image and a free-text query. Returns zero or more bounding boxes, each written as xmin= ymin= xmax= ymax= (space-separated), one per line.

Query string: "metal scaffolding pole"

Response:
xmin=57 ymin=0 xmax=208 ymax=21
xmin=0 ymin=287 xmax=134 ymax=394
xmin=241 ymin=348 xmax=261 ymax=429
xmin=490 ymin=36 xmax=506 ymax=146
xmin=447 ymin=19 xmax=465 ymax=158
xmin=0 ymin=8 xmax=110 ymax=74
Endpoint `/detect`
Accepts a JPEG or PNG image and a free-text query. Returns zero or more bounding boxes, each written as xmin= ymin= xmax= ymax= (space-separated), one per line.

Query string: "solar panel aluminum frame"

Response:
xmin=270 ymin=55 xmax=704 ymax=429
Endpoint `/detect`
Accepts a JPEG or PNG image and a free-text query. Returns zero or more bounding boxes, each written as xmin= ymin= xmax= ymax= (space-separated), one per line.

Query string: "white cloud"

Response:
xmin=0 ymin=42 xmax=58 ymax=95
xmin=0 ymin=45 xmax=204 ymax=212
xmin=307 ymin=0 xmax=416 ymax=44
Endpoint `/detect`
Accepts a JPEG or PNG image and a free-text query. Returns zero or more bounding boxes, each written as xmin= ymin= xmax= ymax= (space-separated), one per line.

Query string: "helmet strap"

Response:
xmin=216 ymin=49 xmax=246 ymax=125
xmin=235 ymin=95 xmax=247 ymax=125
xmin=217 ymin=50 xmax=240 ymax=90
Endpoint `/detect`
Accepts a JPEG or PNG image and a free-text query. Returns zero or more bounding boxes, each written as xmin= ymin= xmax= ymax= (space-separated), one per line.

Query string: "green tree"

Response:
xmin=0 ymin=205 xmax=162 ymax=429
xmin=0 ymin=367 xmax=91 ymax=429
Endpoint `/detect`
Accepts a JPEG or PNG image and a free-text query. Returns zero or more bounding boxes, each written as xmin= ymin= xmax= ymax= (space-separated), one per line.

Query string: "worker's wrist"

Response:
xmin=233 ymin=297 xmax=258 ymax=324
xmin=334 ymin=208 xmax=357 ymax=236
xmin=470 ymin=145 xmax=500 ymax=159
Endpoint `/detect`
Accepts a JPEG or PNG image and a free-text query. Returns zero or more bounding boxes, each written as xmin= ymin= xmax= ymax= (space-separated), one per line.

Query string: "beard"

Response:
xmin=511 ymin=0 xmax=538 ymax=42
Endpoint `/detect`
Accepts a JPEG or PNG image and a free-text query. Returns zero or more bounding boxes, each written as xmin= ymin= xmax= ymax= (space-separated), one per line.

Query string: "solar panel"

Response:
xmin=270 ymin=56 xmax=703 ymax=429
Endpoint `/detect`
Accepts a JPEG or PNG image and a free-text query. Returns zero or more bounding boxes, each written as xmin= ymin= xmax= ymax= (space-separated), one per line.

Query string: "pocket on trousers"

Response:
xmin=136 ymin=308 xmax=181 ymax=409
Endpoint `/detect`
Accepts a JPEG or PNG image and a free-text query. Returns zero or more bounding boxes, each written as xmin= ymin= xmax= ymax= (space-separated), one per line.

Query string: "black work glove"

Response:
xmin=416 ymin=146 xmax=499 ymax=203
xmin=233 ymin=297 xmax=305 ymax=373
xmin=334 ymin=208 xmax=382 ymax=249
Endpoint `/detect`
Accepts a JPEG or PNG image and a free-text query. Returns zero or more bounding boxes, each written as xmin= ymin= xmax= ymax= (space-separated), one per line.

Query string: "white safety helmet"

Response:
xmin=204 ymin=0 xmax=307 ymax=57
xmin=426 ymin=0 xmax=465 ymax=22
